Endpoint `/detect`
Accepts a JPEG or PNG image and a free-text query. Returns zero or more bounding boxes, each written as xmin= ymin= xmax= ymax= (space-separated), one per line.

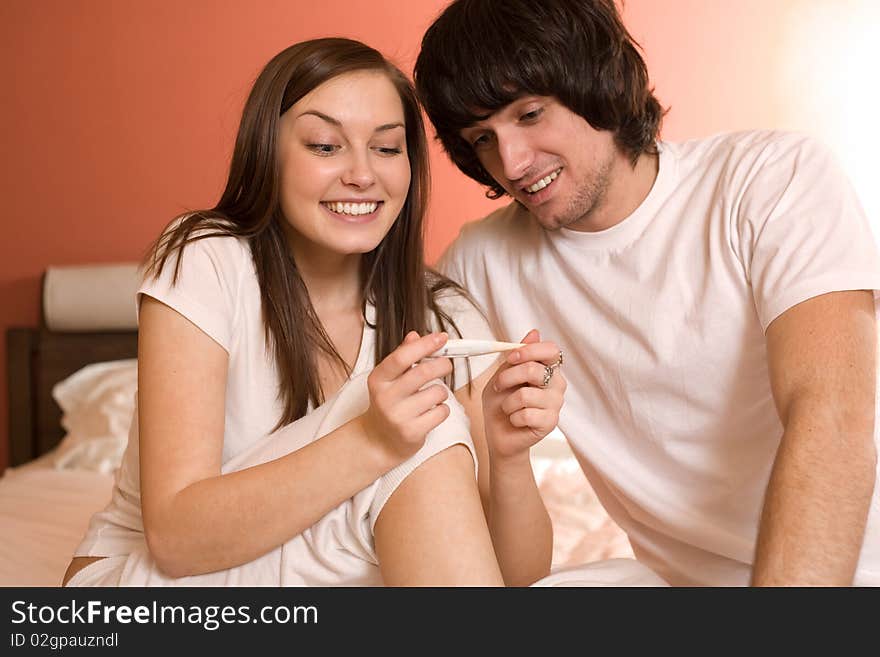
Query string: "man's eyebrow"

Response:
xmin=297 ymin=111 xmax=404 ymax=133
xmin=465 ymin=95 xmax=540 ymax=126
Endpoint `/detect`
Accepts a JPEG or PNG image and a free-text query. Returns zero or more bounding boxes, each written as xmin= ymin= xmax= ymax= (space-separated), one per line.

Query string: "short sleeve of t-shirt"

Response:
xmin=431 ymin=287 xmax=500 ymax=390
xmin=735 ymin=134 xmax=880 ymax=330
xmin=360 ymin=288 xmax=493 ymax=538
xmin=338 ymin=290 xmax=491 ymax=544
xmin=137 ymin=232 xmax=249 ymax=352
xmin=366 ymin=388 xmax=477 ymax=535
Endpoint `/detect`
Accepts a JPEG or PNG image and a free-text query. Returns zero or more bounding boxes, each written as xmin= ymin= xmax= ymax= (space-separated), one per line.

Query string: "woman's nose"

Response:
xmin=341 ymin=152 xmax=375 ymax=188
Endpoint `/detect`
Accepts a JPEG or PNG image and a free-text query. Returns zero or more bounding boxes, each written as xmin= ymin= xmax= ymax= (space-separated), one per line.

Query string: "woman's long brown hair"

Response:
xmin=143 ymin=38 xmax=470 ymax=429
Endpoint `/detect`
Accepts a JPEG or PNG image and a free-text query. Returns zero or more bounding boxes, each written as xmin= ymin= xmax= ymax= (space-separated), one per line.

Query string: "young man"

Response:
xmin=415 ymin=0 xmax=880 ymax=586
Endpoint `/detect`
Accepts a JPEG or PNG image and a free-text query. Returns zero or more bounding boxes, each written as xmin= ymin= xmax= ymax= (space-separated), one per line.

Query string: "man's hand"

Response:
xmin=482 ymin=329 xmax=566 ymax=461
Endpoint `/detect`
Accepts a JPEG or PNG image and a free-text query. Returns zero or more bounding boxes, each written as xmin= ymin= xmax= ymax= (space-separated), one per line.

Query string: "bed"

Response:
xmin=1 ymin=263 xmax=632 ymax=587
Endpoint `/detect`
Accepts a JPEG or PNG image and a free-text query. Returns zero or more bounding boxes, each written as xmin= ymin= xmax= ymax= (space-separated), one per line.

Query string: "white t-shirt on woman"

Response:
xmin=73 ymin=232 xmax=497 ymax=586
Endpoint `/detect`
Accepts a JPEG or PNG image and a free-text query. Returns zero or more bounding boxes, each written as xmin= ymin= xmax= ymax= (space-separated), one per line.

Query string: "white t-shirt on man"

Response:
xmin=441 ymin=130 xmax=880 ymax=586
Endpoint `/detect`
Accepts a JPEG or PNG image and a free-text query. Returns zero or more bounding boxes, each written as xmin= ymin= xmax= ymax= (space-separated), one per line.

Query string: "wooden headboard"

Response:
xmin=6 ymin=327 xmax=138 ymax=467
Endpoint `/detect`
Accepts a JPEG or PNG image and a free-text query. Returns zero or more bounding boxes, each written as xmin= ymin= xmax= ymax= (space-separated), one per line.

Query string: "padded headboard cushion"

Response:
xmin=42 ymin=263 xmax=140 ymax=331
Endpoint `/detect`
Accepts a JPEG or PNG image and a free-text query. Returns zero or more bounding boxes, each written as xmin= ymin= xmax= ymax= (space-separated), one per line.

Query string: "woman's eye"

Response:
xmin=521 ymin=108 xmax=543 ymax=122
xmin=307 ymin=143 xmax=339 ymax=155
xmin=374 ymin=146 xmax=403 ymax=156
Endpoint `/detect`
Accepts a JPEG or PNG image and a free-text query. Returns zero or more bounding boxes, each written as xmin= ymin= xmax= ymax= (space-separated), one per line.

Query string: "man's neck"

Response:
xmin=570 ymin=149 xmax=659 ymax=233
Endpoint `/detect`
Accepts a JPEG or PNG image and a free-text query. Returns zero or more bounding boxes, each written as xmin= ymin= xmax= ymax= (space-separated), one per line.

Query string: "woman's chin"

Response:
xmin=323 ymin=236 xmax=386 ymax=257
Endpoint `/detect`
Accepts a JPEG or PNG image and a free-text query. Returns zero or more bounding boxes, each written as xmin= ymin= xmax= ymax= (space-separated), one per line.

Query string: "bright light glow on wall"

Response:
xmin=779 ymin=1 xmax=880 ymax=242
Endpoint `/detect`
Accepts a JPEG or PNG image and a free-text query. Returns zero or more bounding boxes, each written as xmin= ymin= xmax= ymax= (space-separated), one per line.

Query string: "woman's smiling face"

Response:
xmin=277 ymin=70 xmax=411 ymax=258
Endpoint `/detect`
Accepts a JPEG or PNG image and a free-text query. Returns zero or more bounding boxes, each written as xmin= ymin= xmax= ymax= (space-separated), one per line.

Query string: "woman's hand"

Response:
xmin=360 ymin=331 xmax=454 ymax=464
xmin=482 ymin=329 xmax=566 ymax=461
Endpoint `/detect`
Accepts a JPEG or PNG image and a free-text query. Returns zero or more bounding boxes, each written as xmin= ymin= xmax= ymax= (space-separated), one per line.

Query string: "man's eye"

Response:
xmin=471 ymin=133 xmax=493 ymax=149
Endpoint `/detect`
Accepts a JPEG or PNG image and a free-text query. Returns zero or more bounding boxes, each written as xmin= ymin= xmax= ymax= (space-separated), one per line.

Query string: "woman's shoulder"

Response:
xmin=166 ymin=214 xmax=251 ymax=256
xmin=147 ymin=214 xmax=253 ymax=281
xmin=140 ymin=214 xmax=257 ymax=310
xmin=138 ymin=216 xmax=256 ymax=353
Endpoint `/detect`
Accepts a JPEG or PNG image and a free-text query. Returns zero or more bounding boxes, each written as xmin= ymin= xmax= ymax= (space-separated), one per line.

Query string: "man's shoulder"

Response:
xmin=452 ymin=201 xmax=533 ymax=247
xmin=438 ymin=201 xmax=534 ymax=280
xmin=669 ymin=129 xmax=828 ymax=169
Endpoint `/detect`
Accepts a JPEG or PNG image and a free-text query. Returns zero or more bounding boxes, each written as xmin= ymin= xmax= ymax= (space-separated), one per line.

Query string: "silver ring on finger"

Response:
xmin=542 ymin=364 xmax=555 ymax=388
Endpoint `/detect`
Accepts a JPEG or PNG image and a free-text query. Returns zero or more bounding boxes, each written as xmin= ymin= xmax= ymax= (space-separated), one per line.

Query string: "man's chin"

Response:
xmin=514 ymin=199 xmax=567 ymax=231
xmin=536 ymin=208 xmax=582 ymax=232
xmin=538 ymin=217 xmax=568 ymax=231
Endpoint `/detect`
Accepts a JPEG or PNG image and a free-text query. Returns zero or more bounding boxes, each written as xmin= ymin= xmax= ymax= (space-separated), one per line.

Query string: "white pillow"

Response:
xmin=51 ymin=359 xmax=138 ymax=473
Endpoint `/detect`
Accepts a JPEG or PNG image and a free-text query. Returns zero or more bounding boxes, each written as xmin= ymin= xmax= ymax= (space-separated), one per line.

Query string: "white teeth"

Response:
xmin=525 ymin=169 xmax=560 ymax=194
xmin=324 ymin=201 xmax=379 ymax=216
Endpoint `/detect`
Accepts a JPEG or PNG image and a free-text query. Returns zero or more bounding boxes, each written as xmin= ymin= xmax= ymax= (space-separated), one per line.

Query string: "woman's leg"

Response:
xmin=374 ymin=444 xmax=503 ymax=586
xmin=62 ymin=557 xmax=107 ymax=586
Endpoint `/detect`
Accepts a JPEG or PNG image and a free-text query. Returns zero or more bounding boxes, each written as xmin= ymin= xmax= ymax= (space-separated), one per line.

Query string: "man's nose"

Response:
xmin=498 ymin=135 xmax=534 ymax=183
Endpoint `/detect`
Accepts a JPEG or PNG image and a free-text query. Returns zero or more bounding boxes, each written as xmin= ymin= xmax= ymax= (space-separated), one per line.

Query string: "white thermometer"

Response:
xmin=427 ymin=339 xmax=525 ymax=358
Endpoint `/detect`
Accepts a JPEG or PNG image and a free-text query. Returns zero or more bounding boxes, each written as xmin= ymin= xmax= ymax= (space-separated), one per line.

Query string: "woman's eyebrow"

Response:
xmin=297 ymin=110 xmax=403 ymax=133
xmin=296 ymin=109 xmax=342 ymax=125
xmin=375 ymin=122 xmax=404 ymax=133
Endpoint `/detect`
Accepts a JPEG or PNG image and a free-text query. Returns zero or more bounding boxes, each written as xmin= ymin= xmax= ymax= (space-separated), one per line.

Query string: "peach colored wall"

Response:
xmin=0 ymin=0 xmax=843 ymax=470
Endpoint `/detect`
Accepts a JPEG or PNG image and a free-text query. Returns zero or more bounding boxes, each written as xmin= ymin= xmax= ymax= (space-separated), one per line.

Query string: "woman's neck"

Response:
xmin=287 ymin=238 xmax=363 ymax=316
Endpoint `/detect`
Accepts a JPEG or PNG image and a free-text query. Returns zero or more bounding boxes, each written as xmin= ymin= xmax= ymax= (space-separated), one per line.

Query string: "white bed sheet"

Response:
xmin=535 ymin=456 xmax=634 ymax=566
xmin=0 ymin=458 xmax=113 ymax=587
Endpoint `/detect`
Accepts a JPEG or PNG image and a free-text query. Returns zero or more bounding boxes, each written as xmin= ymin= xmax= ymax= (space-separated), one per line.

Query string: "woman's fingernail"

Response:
xmin=508 ymin=351 xmax=521 ymax=363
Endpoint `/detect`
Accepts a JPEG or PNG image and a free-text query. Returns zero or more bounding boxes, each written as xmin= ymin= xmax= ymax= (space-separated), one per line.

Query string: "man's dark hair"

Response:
xmin=414 ymin=0 xmax=665 ymax=198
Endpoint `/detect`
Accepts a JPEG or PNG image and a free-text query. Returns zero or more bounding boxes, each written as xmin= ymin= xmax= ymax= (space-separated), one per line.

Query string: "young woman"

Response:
xmin=61 ymin=38 xmax=565 ymax=587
